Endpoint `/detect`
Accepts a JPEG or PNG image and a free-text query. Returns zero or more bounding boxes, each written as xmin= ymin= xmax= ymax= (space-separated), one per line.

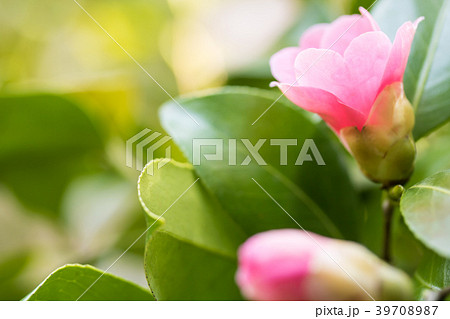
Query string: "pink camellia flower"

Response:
xmin=270 ymin=8 xmax=423 ymax=186
xmin=236 ymin=229 xmax=413 ymax=301
xmin=270 ymin=7 xmax=422 ymax=132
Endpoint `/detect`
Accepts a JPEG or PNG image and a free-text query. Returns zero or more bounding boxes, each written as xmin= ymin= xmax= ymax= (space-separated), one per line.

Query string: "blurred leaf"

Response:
xmin=391 ymin=211 xmax=424 ymax=273
xmin=358 ymin=187 xmax=424 ymax=273
xmin=139 ymin=160 xmax=246 ymax=300
xmin=0 ymin=252 xmax=30 ymax=300
xmin=372 ymin=0 xmax=450 ymax=139
xmin=415 ymin=249 xmax=450 ymax=300
xmin=0 ymin=252 xmax=29 ymax=283
xmin=24 ymin=264 xmax=154 ymax=301
xmin=160 ymin=87 xmax=361 ymax=239
xmin=277 ymin=0 xmax=336 ymax=49
xmin=0 ymin=192 xmax=65 ymax=300
xmin=348 ymin=0 xmax=375 ymax=14
xmin=409 ymin=122 xmax=450 ymax=186
xmin=0 ymin=251 xmax=31 ymax=300
xmin=400 ymin=170 xmax=450 ymax=258
xmin=0 ymin=94 xmax=104 ymax=215
xmin=226 ymin=74 xmax=277 ymax=90
xmin=62 ymin=173 xmax=138 ymax=259
xmin=358 ymin=188 xmax=383 ymax=255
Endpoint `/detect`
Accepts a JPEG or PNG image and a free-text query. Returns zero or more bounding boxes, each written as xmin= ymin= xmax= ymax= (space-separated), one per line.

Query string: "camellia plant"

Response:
xmin=234 ymin=7 xmax=441 ymax=301
xmin=17 ymin=1 xmax=450 ymax=301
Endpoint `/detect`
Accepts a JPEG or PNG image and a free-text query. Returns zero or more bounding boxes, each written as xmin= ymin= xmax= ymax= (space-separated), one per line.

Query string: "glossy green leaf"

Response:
xmin=401 ymin=170 xmax=450 ymax=258
xmin=372 ymin=0 xmax=450 ymax=139
xmin=139 ymin=160 xmax=245 ymax=300
xmin=24 ymin=264 xmax=154 ymax=301
xmin=415 ymin=249 xmax=450 ymax=300
xmin=0 ymin=94 xmax=104 ymax=215
xmin=159 ymin=87 xmax=361 ymax=240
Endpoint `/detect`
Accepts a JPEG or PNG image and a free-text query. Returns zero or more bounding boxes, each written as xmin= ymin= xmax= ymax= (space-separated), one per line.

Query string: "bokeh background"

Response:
xmin=1 ymin=0 xmax=448 ymax=300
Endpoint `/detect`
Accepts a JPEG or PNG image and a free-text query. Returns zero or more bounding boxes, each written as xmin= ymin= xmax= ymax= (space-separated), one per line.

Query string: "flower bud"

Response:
xmin=340 ymin=83 xmax=415 ymax=187
xmin=236 ymin=229 xmax=413 ymax=301
xmin=388 ymin=185 xmax=405 ymax=201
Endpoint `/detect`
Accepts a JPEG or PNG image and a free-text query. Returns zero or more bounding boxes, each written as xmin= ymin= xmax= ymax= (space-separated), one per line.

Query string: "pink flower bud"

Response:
xmin=269 ymin=8 xmax=423 ymax=185
xmin=236 ymin=229 xmax=413 ymax=301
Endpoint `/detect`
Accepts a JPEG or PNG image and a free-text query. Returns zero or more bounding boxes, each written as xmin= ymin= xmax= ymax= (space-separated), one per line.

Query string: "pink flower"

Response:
xmin=270 ymin=7 xmax=423 ymax=133
xmin=236 ymin=229 xmax=413 ymax=301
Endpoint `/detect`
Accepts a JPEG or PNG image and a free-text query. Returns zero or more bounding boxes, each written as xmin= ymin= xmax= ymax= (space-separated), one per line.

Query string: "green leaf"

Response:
xmin=0 ymin=94 xmax=104 ymax=215
xmin=409 ymin=123 xmax=450 ymax=186
xmin=358 ymin=189 xmax=383 ymax=256
xmin=391 ymin=211 xmax=425 ymax=273
xmin=400 ymin=170 xmax=450 ymax=258
xmin=415 ymin=249 xmax=450 ymax=300
xmin=0 ymin=252 xmax=30 ymax=300
xmin=159 ymin=87 xmax=361 ymax=240
xmin=0 ymin=252 xmax=29 ymax=284
xmin=372 ymin=0 xmax=450 ymax=139
xmin=139 ymin=160 xmax=245 ymax=300
xmin=24 ymin=264 xmax=154 ymax=301
xmin=348 ymin=0 xmax=375 ymax=14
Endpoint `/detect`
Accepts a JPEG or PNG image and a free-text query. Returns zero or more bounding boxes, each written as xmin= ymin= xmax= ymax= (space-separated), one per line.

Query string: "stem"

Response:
xmin=381 ymin=185 xmax=404 ymax=263
xmin=382 ymin=196 xmax=395 ymax=263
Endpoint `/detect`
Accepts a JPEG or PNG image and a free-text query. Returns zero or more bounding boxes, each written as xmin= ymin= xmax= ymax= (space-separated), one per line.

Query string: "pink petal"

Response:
xmin=320 ymin=14 xmax=378 ymax=55
xmin=359 ymin=7 xmax=381 ymax=31
xmin=365 ymin=82 xmax=403 ymax=127
xmin=274 ymin=83 xmax=366 ymax=132
xmin=294 ymin=48 xmax=354 ymax=108
xmin=344 ymin=31 xmax=392 ymax=115
xmin=381 ymin=17 xmax=424 ymax=89
xmin=299 ymin=23 xmax=329 ymax=50
xmin=236 ymin=229 xmax=318 ymax=301
xmin=270 ymin=47 xmax=301 ymax=83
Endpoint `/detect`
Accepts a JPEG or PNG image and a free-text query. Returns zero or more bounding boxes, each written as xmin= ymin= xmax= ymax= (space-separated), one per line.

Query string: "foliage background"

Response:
xmin=0 ymin=0 xmax=449 ymax=300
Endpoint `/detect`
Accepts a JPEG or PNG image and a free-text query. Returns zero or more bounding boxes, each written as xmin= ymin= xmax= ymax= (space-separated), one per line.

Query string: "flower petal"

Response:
xmin=274 ymin=83 xmax=366 ymax=132
xmin=319 ymin=14 xmax=378 ymax=55
xmin=270 ymin=47 xmax=301 ymax=83
xmin=344 ymin=31 xmax=392 ymax=115
xmin=365 ymin=82 xmax=415 ymax=136
xmin=294 ymin=48 xmax=355 ymax=108
xmin=381 ymin=17 xmax=424 ymax=88
xmin=299 ymin=23 xmax=329 ymax=50
xmin=359 ymin=7 xmax=381 ymax=31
